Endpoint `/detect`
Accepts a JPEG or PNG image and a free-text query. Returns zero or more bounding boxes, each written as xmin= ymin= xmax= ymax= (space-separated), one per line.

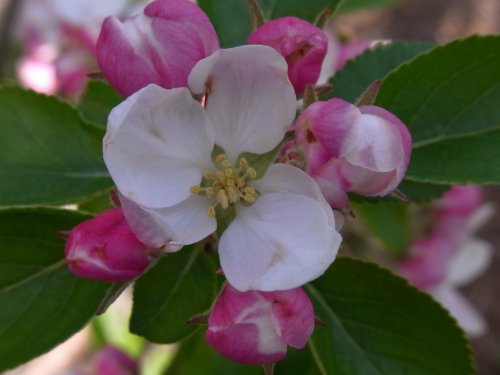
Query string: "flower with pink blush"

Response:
xmin=205 ymin=284 xmax=314 ymax=365
xmin=104 ymin=46 xmax=341 ymax=291
xmin=65 ymin=208 xmax=150 ymax=282
xmin=248 ymin=16 xmax=328 ymax=96
xmin=295 ymin=98 xmax=412 ymax=208
xmin=398 ymin=186 xmax=494 ymax=337
xmin=399 ymin=233 xmax=492 ymax=337
xmin=97 ymin=0 xmax=220 ymax=97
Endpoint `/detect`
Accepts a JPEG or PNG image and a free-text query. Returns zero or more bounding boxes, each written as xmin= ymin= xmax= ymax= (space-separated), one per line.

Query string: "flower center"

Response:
xmin=190 ymin=154 xmax=258 ymax=217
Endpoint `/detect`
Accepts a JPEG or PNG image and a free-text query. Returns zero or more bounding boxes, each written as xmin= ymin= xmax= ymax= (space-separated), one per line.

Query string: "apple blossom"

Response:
xmin=104 ymin=45 xmax=342 ymax=291
xmin=97 ymin=0 xmax=220 ymax=97
xmin=65 ymin=208 xmax=150 ymax=282
xmin=399 ymin=186 xmax=494 ymax=337
xmin=205 ymin=284 xmax=314 ymax=365
xmin=248 ymin=16 xmax=328 ymax=96
xmin=295 ymin=98 xmax=412 ymax=208
xmin=399 ymin=234 xmax=492 ymax=337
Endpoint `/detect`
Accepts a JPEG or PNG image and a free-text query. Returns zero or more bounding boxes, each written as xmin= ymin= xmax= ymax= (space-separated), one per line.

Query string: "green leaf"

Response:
xmin=397 ymin=180 xmax=450 ymax=203
xmin=0 ymin=87 xmax=113 ymax=206
xmin=375 ymin=35 xmax=500 ymax=184
xmin=78 ymin=191 xmax=114 ymax=214
xmin=130 ymin=246 xmax=217 ymax=343
xmin=78 ymin=80 xmax=123 ymax=128
xmin=351 ymin=201 xmax=411 ymax=255
xmin=336 ymin=0 xmax=401 ymax=13
xmin=165 ymin=330 xmax=320 ymax=375
xmin=307 ymin=257 xmax=473 ymax=375
xmin=325 ymin=41 xmax=434 ymax=103
xmin=0 ymin=207 xmax=109 ymax=371
xmin=198 ymin=0 xmax=342 ymax=48
xmin=198 ymin=0 xmax=251 ymax=48
xmin=260 ymin=0 xmax=342 ymax=21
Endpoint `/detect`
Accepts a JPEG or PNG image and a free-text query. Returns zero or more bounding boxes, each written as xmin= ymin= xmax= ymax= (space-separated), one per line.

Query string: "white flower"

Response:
xmin=104 ymin=45 xmax=341 ymax=291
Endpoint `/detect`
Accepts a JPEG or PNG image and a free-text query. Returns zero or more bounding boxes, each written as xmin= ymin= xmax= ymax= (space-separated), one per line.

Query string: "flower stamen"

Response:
xmin=189 ymin=153 xmax=259 ymax=216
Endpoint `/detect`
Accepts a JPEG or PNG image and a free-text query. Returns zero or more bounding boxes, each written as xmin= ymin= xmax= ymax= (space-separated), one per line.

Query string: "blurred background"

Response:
xmin=0 ymin=0 xmax=499 ymax=373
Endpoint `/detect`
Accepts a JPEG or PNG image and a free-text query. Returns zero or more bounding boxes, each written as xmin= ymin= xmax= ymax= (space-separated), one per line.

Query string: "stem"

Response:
xmin=247 ymin=0 xmax=266 ymax=30
xmin=263 ymin=363 xmax=275 ymax=375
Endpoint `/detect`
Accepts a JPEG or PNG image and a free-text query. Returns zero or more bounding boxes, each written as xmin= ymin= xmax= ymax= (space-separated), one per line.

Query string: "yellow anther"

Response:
xmin=208 ymin=206 xmax=216 ymax=217
xmin=244 ymin=186 xmax=256 ymax=195
xmin=236 ymin=176 xmax=246 ymax=187
xmin=239 ymin=158 xmax=249 ymax=169
xmin=215 ymin=154 xmax=228 ymax=164
xmin=217 ymin=189 xmax=229 ymax=209
xmin=247 ymin=167 xmax=257 ymax=178
xmin=216 ymin=170 xmax=225 ymax=181
xmin=190 ymin=185 xmax=201 ymax=194
xmin=227 ymin=186 xmax=239 ymax=203
xmin=197 ymin=153 xmax=260 ymax=216
xmin=243 ymin=193 xmax=256 ymax=203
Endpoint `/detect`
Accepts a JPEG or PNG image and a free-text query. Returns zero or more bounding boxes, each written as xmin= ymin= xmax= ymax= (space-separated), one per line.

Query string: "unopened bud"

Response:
xmin=97 ymin=0 xmax=219 ymax=97
xmin=248 ymin=17 xmax=328 ymax=96
xmin=205 ymin=284 xmax=314 ymax=365
xmin=295 ymin=98 xmax=412 ymax=208
xmin=65 ymin=208 xmax=150 ymax=282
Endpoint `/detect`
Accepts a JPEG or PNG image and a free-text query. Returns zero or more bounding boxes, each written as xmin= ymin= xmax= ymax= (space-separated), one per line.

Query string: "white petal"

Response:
xmin=447 ymin=238 xmax=493 ymax=286
xmin=253 ymin=164 xmax=337 ymax=229
xmin=104 ymin=84 xmax=214 ymax=208
xmin=344 ymin=113 xmax=403 ymax=172
xmin=430 ymin=284 xmax=487 ymax=337
xmin=120 ymin=193 xmax=216 ymax=249
xmin=219 ymin=192 xmax=341 ymax=291
xmin=188 ymin=45 xmax=296 ymax=161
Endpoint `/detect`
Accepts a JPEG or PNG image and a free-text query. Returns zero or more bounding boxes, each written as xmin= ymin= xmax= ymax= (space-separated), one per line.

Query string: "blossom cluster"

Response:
xmin=62 ymin=0 xmax=412 ymax=366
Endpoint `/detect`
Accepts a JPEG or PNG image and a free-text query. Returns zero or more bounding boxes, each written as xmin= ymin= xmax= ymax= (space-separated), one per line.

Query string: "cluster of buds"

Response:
xmin=60 ymin=0 xmax=415 ymax=367
xmin=398 ymin=186 xmax=494 ymax=337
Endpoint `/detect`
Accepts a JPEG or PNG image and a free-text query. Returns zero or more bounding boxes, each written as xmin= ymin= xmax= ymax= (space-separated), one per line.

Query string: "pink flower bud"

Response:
xmin=295 ymin=98 xmax=412 ymax=208
xmin=65 ymin=208 xmax=150 ymax=282
xmin=96 ymin=0 xmax=220 ymax=97
xmin=93 ymin=346 xmax=138 ymax=375
xmin=248 ymin=16 xmax=328 ymax=96
xmin=205 ymin=284 xmax=314 ymax=365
